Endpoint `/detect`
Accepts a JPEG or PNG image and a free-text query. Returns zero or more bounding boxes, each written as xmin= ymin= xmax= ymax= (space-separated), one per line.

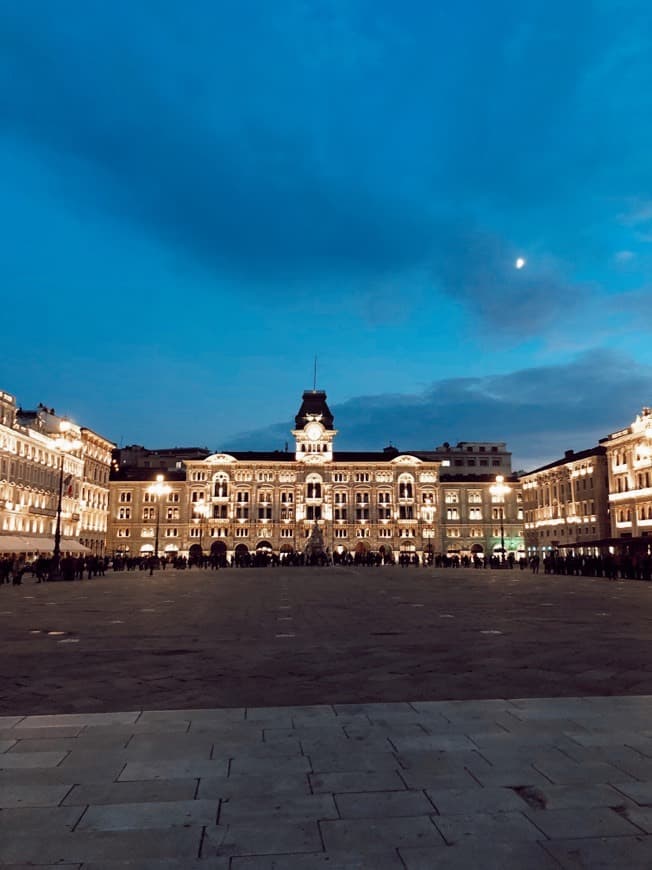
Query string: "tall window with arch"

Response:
xmin=213 ymin=474 xmax=229 ymax=498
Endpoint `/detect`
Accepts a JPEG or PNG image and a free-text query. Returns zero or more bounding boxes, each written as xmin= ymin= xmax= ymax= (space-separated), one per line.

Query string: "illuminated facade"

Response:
xmin=521 ymin=447 xmax=610 ymax=554
xmin=0 ymin=391 xmax=113 ymax=555
xmin=603 ymin=407 xmax=652 ymax=545
xmin=107 ymin=389 xmax=523 ymax=561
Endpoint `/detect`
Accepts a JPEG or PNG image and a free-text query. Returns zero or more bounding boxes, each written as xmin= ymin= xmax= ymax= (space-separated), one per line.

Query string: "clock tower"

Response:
xmin=292 ymin=389 xmax=337 ymax=462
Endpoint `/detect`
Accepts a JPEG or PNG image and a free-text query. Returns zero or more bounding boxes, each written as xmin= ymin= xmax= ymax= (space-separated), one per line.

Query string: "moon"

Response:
xmin=515 ymin=257 xmax=526 ymax=269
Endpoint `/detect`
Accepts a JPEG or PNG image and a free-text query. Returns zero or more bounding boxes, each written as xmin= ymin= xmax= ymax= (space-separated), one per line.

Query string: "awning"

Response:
xmin=0 ymin=536 xmax=91 ymax=554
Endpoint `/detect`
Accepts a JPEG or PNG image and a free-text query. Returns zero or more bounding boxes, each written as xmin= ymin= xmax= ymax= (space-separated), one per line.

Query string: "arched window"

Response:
xmin=398 ymin=474 xmax=414 ymax=500
xmin=213 ymin=474 xmax=229 ymax=498
xmin=305 ymin=474 xmax=323 ymax=500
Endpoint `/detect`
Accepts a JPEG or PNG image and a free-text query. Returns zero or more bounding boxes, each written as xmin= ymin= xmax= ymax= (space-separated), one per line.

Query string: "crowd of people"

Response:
xmin=0 ymin=554 xmax=107 ymax=584
xmin=1 ymin=548 xmax=651 ymax=583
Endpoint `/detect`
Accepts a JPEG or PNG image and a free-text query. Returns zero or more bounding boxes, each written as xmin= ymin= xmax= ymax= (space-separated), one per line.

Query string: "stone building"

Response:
xmin=113 ymin=445 xmax=210 ymax=472
xmin=602 ymin=407 xmax=652 ymax=549
xmin=107 ymin=388 xmax=523 ymax=563
xmin=0 ymin=390 xmax=113 ymax=556
xmin=520 ymin=446 xmax=610 ymax=555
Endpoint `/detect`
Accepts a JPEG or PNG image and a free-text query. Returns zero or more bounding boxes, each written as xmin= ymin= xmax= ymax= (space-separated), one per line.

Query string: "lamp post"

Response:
xmin=489 ymin=474 xmax=511 ymax=566
xmin=148 ymin=474 xmax=171 ymax=569
xmin=193 ymin=497 xmax=209 ymax=560
xmin=50 ymin=423 xmax=82 ymax=581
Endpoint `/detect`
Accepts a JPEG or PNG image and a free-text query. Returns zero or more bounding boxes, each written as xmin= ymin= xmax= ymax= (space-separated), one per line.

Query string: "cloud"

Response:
xmin=225 ymin=349 xmax=652 ymax=471
xmin=1 ymin=0 xmax=651 ymax=338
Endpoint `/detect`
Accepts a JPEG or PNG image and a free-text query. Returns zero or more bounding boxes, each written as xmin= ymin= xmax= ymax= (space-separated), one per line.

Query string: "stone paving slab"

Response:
xmin=0 ymin=696 xmax=652 ymax=864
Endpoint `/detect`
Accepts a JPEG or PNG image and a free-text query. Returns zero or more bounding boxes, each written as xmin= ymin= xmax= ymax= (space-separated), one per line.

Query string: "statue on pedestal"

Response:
xmin=304 ymin=522 xmax=326 ymax=565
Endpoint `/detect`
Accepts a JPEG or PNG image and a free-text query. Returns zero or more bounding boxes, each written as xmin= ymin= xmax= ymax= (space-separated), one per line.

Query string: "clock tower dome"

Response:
xmin=292 ymin=389 xmax=337 ymax=462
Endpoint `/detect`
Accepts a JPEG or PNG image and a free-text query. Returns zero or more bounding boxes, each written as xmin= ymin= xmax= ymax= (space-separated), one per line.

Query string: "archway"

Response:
xmin=189 ymin=543 xmax=203 ymax=564
xmin=234 ymin=543 xmax=250 ymax=567
xmin=255 ymin=540 xmax=273 ymax=566
xmin=379 ymin=544 xmax=394 ymax=565
xmin=210 ymin=540 xmax=227 ymax=567
xmin=139 ymin=544 xmax=154 ymax=554
xmin=471 ymin=544 xmax=484 ymax=554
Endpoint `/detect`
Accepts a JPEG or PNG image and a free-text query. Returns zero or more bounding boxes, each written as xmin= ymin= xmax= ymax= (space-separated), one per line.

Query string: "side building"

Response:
xmin=0 ymin=392 xmax=114 ymax=556
xmin=520 ymin=446 xmax=610 ymax=555
xmin=602 ymin=407 xmax=652 ymax=551
xmin=107 ymin=388 xmax=524 ymax=563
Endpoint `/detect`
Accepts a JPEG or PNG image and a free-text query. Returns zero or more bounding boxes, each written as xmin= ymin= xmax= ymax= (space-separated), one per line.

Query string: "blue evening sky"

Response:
xmin=1 ymin=1 xmax=651 ymax=469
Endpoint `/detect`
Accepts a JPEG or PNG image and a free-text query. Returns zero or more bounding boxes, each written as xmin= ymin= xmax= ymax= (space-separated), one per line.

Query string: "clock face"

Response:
xmin=305 ymin=422 xmax=322 ymax=441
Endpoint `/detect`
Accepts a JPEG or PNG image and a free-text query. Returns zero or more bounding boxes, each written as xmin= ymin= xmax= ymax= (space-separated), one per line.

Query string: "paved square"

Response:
xmin=2 ymin=567 xmax=652 ymax=865
xmin=1 ymin=565 xmax=652 ymax=714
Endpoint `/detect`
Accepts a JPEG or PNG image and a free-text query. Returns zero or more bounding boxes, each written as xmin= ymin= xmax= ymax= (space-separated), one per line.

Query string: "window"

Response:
xmin=378 ymin=492 xmax=391 ymax=504
xmin=447 ymin=528 xmax=461 ymax=538
xmin=447 ymin=507 xmax=459 ymax=520
xmin=189 ymin=527 xmax=200 ymax=538
xmin=280 ymin=528 xmax=294 ymax=537
xmin=213 ymin=476 xmax=229 ymax=498
xmin=492 ymin=459 xmax=500 ymax=466
xmin=398 ymin=480 xmax=413 ymax=499
xmin=334 ymin=528 xmax=348 ymax=538
xmin=469 ymin=507 xmax=482 ymax=520
xmin=257 ymin=471 xmax=274 ymax=482
xmin=355 ymin=493 xmax=370 ymax=505
xmin=118 ymin=506 xmax=131 ymax=520
xmin=236 ymin=505 xmax=249 ymax=520
xmin=143 ymin=492 xmax=154 ymax=503
xmin=306 ymin=505 xmax=321 ymax=520
xmin=213 ymin=505 xmax=228 ymax=519
xmin=468 ymin=491 xmax=482 ymax=504
xmin=332 ymin=472 xmax=347 ymax=482
xmin=334 ymin=507 xmax=348 ymax=521
xmin=168 ymin=492 xmax=180 ymax=503
xmin=355 ymin=507 xmax=370 ymax=521
xmin=306 ymin=482 xmax=322 ymax=499
xmin=378 ymin=527 xmax=392 ymax=538
xmin=444 ymin=491 xmax=459 ymax=504
xmin=355 ymin=472 xmax=370 ymax=483
xmin=116 ymin=528 xmax=130 ymax=537
xmin=119 ymin=491 xmax=132 ymax=503
xmin=236 ymin=491 xmax=250 ymax=503
xmin=281 ymin=506 xmax=294 ymax=521
xmin=191 ymin=491 xmax=204 ymax=502
xmin=164 ymin=528 xmax=178 ymax=537
xmin=355 ymin=527 xmax=370 ymax=537
xmin=281 ymin=491 xmax=294 ymax=504
xmin=399 ymin=505 xmax=414 ymax=519
xmin=235 ymin=527 xmax=249 ymax=537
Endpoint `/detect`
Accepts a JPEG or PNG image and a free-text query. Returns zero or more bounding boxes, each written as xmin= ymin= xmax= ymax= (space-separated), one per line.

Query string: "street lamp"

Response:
xmin=490 ymin=474 xmax=511 ymax=566
xmin=193 ymin=497 xmax=209 ymax=559
xmin=50 ymin=422 xmax=82 ymax=581
xmin=148 ymin=474 xmax=171 ymax=566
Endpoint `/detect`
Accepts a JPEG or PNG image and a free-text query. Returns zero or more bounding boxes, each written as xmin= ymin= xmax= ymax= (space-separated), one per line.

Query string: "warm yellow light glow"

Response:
xmin=148 ymin=475 xmax=171 ymax=499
